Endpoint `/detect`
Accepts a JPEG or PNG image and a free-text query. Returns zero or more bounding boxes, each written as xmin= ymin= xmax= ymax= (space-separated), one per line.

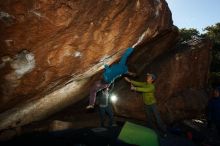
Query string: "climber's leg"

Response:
xmin=87 ymin=80 xmax=109 ymax=109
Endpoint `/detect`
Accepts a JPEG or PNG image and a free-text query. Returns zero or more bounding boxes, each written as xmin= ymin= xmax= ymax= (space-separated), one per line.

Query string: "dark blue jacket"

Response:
xmin=208 ymin=97 xmax=220 ymax=124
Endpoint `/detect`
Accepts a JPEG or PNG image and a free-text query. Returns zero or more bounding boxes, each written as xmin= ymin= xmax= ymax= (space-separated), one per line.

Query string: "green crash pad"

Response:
xmin=118 ymin=121 xmax=159 ymax=146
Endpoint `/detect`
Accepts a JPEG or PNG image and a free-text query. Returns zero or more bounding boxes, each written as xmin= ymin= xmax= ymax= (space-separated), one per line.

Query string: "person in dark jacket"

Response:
xmin=207 ymin=87 xmax=220 ymax=135
xmin=96 ymin=86 xmax=114 ymax=127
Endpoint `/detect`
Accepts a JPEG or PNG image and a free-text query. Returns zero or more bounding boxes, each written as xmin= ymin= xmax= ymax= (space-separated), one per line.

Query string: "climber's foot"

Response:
xmin=86 ymin=105 xmax=94 ymax=109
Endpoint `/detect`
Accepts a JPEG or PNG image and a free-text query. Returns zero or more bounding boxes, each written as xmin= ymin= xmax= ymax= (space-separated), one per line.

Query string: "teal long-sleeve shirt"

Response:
xmin=130 ymin=80 xmax=156 ymax=105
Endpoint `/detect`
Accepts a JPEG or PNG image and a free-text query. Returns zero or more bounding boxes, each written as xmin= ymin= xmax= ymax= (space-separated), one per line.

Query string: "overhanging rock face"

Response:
xmin=0 ymin=0 xmax=173 ymax=130
xmin=113 ymin=38 xmax=212 ymax=123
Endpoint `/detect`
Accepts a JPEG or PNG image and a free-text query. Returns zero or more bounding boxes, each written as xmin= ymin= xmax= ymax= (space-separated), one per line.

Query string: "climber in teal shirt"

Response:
xmin=103 ymin=47 xmax=134 ymax=83
xmin=86 ymin=47 xmax=135 ymax=109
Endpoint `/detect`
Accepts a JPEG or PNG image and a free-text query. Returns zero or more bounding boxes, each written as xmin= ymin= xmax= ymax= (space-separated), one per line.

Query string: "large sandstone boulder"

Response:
xmin=0 ymin=0 xmax=173 ymax=130
xmin=46 ymin=35 xmax=211 ymax=128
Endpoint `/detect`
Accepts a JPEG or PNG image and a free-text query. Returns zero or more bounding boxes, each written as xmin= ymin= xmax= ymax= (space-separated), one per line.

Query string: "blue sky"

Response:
xmin=166 ymin=0 xmax=220 ymax=33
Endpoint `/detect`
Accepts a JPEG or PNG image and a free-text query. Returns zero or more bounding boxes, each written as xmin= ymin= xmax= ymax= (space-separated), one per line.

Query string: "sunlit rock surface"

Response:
xmin=0 ymin=0 xmax=173 ymax=130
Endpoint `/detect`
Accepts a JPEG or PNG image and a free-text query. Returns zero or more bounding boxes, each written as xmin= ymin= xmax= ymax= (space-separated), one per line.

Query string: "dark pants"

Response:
xmin=215 ymin=122 xmax=220 ymax=135
xmin=99 ymin=106 xmax=113 ymax=127
xmin=144 ymin=104 xmax=166 ymax=131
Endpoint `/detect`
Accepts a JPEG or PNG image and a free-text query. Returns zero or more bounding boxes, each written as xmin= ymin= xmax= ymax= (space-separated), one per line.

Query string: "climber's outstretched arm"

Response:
xmin=119 ymin=48 xmax=134 ymax=65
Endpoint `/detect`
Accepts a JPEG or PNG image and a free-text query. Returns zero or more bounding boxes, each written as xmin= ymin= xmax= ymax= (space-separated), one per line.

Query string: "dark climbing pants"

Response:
xmin=99 ymin=106 xmax=113 ymax=127
xmin=144 ymin=104 xmax=166 ymax=131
